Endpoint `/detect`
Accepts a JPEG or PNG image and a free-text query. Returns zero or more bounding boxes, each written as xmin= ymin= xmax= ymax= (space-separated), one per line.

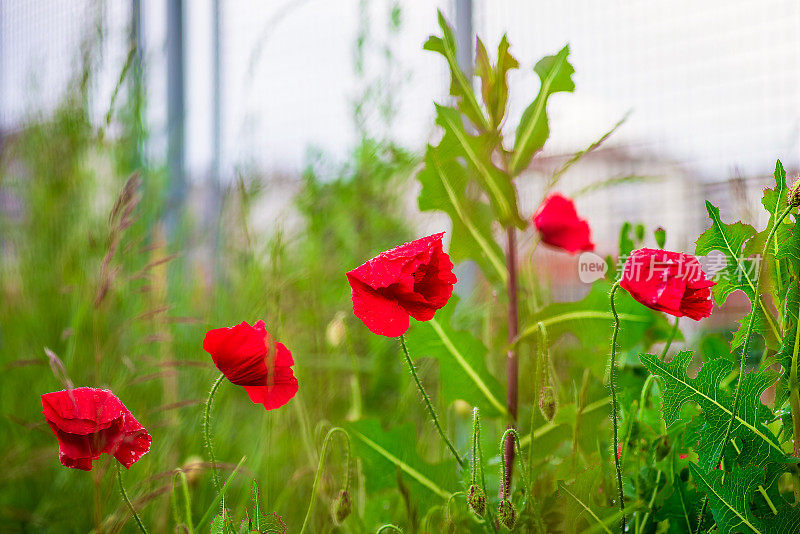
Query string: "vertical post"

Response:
xmin=166 ymin=0 xmax=185 ymax=232
xmin=451 ymin=0 xmax=478 ymax=294
xmin=130 ymin=0 xmax=144 ymax=167
xmin=454 ymin=0 xmax=473 ymax=77
xmin=211 ymin=0 xmax=221 ymax=187
xmin=209 ymin=0 xmax=223 ymax=278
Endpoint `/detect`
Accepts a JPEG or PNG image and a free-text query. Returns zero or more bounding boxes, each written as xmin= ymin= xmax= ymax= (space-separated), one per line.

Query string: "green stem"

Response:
xmin=299 ymin=427 xmax=351 ymax=534
xmin=204 ymin=373 xmax=225 ymax=492
xmin=399 ymin=334 xmax=465 ymax=467
xmin=609 ymin=281 xmax=626 ymax=533
xmin=790 ymin=283 xmax=800 ymax=462
xmin=637 ymin=318 xmax=679 ymax=430
xmin=637 ymin=470 xmax=662 ymax=532
xmin=117 ymin=463 xmax=148 ymax=534
xmin=376 ymin=525 xmax=403 ymax=533
xmin=695 ymin=204 xmax=793 ymax=533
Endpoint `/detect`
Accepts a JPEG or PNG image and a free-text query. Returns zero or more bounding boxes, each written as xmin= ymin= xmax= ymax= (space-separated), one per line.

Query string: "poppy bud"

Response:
xmin=790 ymin=179 xmax=800 ymax=208
xmin=539 ymin=386 xmax=557 ymax=422
xmin=497 ymin=499 xmax=517 ymax=530
xmin=331 ymin=489 xmax=351 ymax=524
xmin=467 ymin=484 xmax=486 ymax=516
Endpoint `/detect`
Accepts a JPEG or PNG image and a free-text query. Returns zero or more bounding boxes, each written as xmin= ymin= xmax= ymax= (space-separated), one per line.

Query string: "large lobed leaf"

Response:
xmin=695 ymin=200 xmax=780 ymax=349
xmin=510 ymin=45 xmax=575 ymax=176
xmin=404 ymin=297 xmax=507 ymax=417
xmin=639 ymin=351 xmax=789 ymax=471
xmin=690 ymin=465 xmax=800 ymax=534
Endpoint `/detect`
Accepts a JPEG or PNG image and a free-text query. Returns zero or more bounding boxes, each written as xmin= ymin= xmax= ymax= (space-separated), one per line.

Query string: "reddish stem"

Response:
xmin=503 ymin=226 xmax=519 ymax=495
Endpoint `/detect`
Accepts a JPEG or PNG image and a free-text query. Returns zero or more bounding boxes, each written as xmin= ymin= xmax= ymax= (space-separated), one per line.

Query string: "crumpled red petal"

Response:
xmin=41 ymin=388 xmax=151 ymax=471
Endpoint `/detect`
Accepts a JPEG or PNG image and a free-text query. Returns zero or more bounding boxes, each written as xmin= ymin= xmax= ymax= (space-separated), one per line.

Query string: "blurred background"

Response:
xmin=1 ymin=0 xmax=799 ymax=531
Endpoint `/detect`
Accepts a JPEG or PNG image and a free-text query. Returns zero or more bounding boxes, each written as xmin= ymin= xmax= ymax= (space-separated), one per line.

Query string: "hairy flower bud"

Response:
xmin=789 ymin=178 xmax=800 ymax=208
xmin=331 ymin=489 xmax=351 ymax=524
xmin=497 ymin=499 xmax=517 ymax=530
xmin=467 ymin=484 xmax=486 ymax=516
xmin=538 ymin=385 xmax=557 ymax=422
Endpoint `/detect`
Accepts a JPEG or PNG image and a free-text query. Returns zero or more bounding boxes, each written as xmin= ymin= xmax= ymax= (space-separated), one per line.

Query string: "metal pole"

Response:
xmin=166 ymin=0 xmax=185 ymax=232
xmin=454 ymin=0 xmax=473 ymax=76
xmin=130 ymin=0 xmax=144 ymax=167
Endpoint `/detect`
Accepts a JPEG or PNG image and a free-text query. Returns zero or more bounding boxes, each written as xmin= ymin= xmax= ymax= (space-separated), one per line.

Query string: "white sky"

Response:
xmin=2 ymin=0 xmax=799 ymax=181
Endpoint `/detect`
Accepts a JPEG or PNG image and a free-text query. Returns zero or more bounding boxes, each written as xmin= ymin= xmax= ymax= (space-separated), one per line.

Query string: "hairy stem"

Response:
xmin=504 ymin=226 xmax=520 ymax=496
xmin=791 ymin=286 xmax=800 ymax=462
xmin=118 ymin=463 xmax=148 ymax=534
xmin=695 ymin=204 xmax=793 ymax=532
xmin=399 ymin=334 xmax=464 ymax=467
xmin=300 ymin=427 xmax=351 ymax=534
xmin=609 ymin=281 xmax=626 ymax=533
xmin=203 ymin=373 xmax=225 ymax=492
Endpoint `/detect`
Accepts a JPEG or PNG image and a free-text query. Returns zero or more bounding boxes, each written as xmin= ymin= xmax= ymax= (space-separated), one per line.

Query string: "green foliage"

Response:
xmin=690 ymin=465 xmax=800 ymax=534
xmin=510 ymin=46 xmax=575 ymax=177
xmin=404 ymin=298 xmax=506 ymax=417
xmin=639 ymin=351 xmax=788 ymax=471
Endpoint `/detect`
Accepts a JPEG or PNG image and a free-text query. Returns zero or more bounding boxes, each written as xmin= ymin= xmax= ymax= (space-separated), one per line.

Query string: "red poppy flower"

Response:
xmin=346 ymin=232 xmax=457 ymax=337
xmin=203 ymin=321 xmax=298 ymax=410
xmin=532 ymin=193 xmax=594 ymax=254
xmin=41 ymin=387 xmax=151 ymax=471
xmin=620 ymin=248 xmax=715 ymax=320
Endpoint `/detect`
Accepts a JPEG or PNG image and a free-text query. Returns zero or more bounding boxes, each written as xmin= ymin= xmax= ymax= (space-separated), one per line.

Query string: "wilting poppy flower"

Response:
xmin=41 ymin=387 xmax=151 ymax=471
xmin=532 ymin=193 xmax=594 ymax=254
xmin=203 ymin=321 xmax=298 ymax=410
xmin=347 ymin=232 xmax=457 ymax=337
xmin=620 ymin=248 xmax=715 ymax=320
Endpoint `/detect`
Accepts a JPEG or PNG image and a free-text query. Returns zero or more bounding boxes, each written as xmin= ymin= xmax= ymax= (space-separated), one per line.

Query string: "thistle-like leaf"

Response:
xmin=695 ymin=200 xmax=780 ymax=348
xmin=510 ymin=45 xmax=575 ymax=176
xmin=638 ymin=351 xmax=789 ymax=471
xmin=690 ymin=464 xmax=800 ymax=534
xmin=404 ymin=297 xmax=507 ymax=417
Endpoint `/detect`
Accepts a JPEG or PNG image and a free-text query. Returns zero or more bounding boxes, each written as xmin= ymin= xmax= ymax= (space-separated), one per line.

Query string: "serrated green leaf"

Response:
xmin=435 ymin=105 xmax=525 ymax=228
xmin=423 ymin=11 xmax=489 ymax=132
xmin=691 ymin=464 xmax=767 ymax=534
xmin=690 ymin=465 xmax=800 ymax=534
xmin=344 ymin=419 xmax=458 ymax=508
xmin=639 ymin=351 xmax=788 ymax=471
xmin=776 ymin=281 xmax=800 ymax=379
xmin=694 ymin=200 xmax=780 ymax=348
xmin=417 ymin=145 xmax=506 ymax=284
xmin=404 ymin=297 xmax=507 ymax=417
xmin=510 ymin=45 xmax=575 ymax=176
